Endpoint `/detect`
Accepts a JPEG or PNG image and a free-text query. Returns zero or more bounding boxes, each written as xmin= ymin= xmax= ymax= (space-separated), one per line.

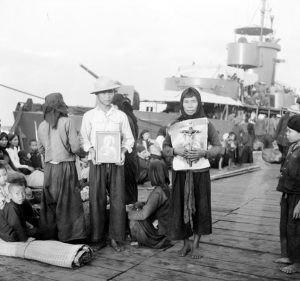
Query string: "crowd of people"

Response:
xmin=0 ymin=77 xmax=299 ymax=274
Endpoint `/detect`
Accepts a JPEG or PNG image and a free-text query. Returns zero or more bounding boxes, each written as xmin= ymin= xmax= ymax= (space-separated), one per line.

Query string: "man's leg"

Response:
xmin=109 ymin=165 xmax=126 ymax=250
xmin=89 ymin=162 xmax=107 ymax=244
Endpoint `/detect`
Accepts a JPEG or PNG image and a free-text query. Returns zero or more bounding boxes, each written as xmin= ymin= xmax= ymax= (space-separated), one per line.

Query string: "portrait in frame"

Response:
xmin=95 ymin=131 xmax=121 ymax=164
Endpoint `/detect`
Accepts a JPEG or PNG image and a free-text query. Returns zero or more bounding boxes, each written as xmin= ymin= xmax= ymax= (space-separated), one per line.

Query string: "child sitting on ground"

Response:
xmin=27 ymin=139 xmax=43 ymax=170
xmin=0 ymin=179 xmax=39 ymax=242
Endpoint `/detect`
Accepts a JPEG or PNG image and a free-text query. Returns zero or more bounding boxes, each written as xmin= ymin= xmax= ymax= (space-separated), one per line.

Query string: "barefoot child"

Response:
xmin=276 ymin=115 xmax=300 ymax=274
xmin=163 ymin=87 xmax=222 ymax=259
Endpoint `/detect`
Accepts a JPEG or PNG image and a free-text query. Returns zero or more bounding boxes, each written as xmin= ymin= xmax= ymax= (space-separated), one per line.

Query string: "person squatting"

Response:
xmin=0 ymin=77 xmax=299 ymax=275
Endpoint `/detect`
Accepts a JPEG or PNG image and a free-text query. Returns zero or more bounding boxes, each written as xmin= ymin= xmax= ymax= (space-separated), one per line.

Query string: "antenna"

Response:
xmin=260 ymin=0 xmax=267 ymax=41
xmin=0 ymin=83 xmax=44 ymax=100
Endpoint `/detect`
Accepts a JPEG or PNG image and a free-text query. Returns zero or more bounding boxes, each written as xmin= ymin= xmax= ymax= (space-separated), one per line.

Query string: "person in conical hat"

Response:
xmin=38 ymin=92 xmax=87 ymax=242
xmin=81 ymin=76 xmax=134 ymax=251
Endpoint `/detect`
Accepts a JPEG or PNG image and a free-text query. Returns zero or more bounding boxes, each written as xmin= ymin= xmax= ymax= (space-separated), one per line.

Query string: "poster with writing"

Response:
xmin=169 ymin=117 xmax=210 ymax=171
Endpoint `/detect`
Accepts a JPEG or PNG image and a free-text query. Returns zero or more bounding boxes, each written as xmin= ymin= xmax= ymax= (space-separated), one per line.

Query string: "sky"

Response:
xmin=0 ymin=0 xmax=299 ymax=125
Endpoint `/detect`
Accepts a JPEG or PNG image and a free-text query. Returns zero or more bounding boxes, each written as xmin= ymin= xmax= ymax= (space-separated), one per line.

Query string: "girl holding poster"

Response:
xmin=163 ymin=87 xmax=222 ymax=259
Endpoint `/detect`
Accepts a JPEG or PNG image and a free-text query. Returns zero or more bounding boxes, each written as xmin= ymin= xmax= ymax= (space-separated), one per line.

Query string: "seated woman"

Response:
xmin=0 ymin=133 xmax=17 ymax=171
xmin=6 ymin=134 xmax=34 ymax=175
xmin=127 ymin=159 xmax=171 ymax=249
xmin=136 ymin=144 xmax=150 ymax=185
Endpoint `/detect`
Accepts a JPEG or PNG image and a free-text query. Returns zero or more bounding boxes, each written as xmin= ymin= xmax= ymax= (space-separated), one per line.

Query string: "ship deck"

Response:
xmin=1 ymin=160 xmax=300 ymax=281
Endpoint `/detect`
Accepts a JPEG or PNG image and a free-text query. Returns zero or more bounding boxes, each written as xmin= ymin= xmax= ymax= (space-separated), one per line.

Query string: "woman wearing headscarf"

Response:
xmin=127 ymin=159 xmax=171 ymax=249
xmin=0 ymin=133 xmax=18 ymax=172
xmin=112 ymin=94 xmax=139 ymax=204
xmin=163 ymin=87 xmax=222 ymax=259
xmin=38 ymin=93 xmax=86 ymax=243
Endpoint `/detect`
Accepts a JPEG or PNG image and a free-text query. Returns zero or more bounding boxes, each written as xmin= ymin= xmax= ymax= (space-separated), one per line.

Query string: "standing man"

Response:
xmin=81 ymin=77 xmax=134 ymax=251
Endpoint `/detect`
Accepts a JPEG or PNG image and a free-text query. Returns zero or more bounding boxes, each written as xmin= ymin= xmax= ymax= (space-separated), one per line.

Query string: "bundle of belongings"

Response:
xmin=262 ymin=142 xmax=282 ymax=164
xmin=0 ymin=238 xmax=93 ymax=268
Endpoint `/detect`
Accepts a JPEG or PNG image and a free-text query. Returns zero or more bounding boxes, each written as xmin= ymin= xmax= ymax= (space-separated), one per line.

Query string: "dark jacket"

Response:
xmin=277 ymin=142 xmax=300 ymax=194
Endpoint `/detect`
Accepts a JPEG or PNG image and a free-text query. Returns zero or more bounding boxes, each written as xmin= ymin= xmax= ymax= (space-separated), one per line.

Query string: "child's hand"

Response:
xmin=293 ymin=202 xmax=300 ymax=219
xmin=26 ymin=221 xmax=34 ymax=229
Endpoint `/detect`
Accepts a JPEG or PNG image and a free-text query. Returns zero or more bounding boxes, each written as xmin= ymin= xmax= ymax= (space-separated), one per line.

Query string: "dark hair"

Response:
xmin=0 ymin=132 xmax=8 ymax=141
xmin=7 ymin=133 xmax=19 ymax=148
xmin=228 ymin=132 xmax=237 ymax=140
xmin=0 ymin=163 xmax=7 ymax=171
xmin=157 ymin=126 xmax=167 ymax=137
xmin=8 ymin=176 xmax=26 ymax=187
xmin=139 ymin=129 xmax=150 ymax=140
xmin=29 ymin=139 xmax=37 ymax=145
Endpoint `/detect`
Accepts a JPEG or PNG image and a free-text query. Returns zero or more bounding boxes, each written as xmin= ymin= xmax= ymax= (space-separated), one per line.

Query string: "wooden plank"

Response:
xmin=90 ymin=255 xmax=136 ymax=271
xmin=0 ymin=265 xmax=56 ymax=281
xmin=111 ymin=272 xmax=164 ymax=281
xmin=209 ymin=228 xmax=279 ymax=242
xmin=0 ymin=256 xmax=106 ymax=281
xmin=232 ymin=209 xmax=280 ymax=219
xmin=129 ymin=264 xmax=219 ymax=281
xmin=141 ymin=255 xmax=278 ymax=281
xmin=200 ymin=233 xmax=280 ymax=254
xmin=213 ymin=220 xmax=279 ymax=236
xmin=146 ymin=252 xmax=299 ymax=281
xmin=221 ymin=213 xmax=279 ymax=226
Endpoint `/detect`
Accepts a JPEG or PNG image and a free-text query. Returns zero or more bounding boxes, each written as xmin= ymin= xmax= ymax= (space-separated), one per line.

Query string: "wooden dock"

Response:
xmin=1 ymin=161 xmax=300 ymax=280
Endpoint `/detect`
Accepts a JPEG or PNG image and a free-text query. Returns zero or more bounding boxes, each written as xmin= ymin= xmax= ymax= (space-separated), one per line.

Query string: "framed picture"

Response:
xmin=95 ymin=131 xmax=121 ymax=164
xmin=169 ymin=117 xmax=209 ymax=171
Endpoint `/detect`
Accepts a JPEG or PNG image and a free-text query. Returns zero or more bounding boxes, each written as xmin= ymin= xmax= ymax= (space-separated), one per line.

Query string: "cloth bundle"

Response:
xmin=0 ymin=238 xmax=93 ymax=268
xmin=262 ymin=148 xmax=282 ymax=164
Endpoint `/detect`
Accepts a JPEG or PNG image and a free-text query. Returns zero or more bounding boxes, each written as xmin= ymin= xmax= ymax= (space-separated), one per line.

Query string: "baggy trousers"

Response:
xmin=89 ymin=162 xmax=126 ymax=242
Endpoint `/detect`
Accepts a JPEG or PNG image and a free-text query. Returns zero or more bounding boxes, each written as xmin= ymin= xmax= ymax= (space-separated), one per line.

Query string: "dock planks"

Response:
xmin=2 ymin=163 xmax=300 ymax=280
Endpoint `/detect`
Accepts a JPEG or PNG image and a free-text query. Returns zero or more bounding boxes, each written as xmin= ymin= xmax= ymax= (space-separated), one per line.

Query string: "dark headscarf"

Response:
xmin=43 ymin=93 xmax=68 ymax=129
xmin=148 ymin=159 xmax=170 ymax=197
xmin=287 ymin=114 xmax=300 ymax=133
xmin=112 ymin=93 xmax=138 ymax=140
xmin=177 ymin=87 xmax=205 ymax=122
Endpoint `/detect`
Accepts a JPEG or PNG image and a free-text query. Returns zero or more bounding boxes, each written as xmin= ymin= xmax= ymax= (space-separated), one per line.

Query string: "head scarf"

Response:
xmin=43 ymin=93 xmax=68 ymax=129
xmin=148 ymin=159 xmax=170 ymax=197
xmin=287 ymin=115 xmax=300 ymax=133
xmin=177 ymin=87 xmax=205 ymax=122
xmin=112 ymin=94 xmax=138 ymax=140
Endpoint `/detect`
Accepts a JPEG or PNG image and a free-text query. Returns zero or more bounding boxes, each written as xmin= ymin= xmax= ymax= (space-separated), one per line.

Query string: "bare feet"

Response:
xmin=280 ymin=263 xmax=300 ymax=274
xmin=178 ymin=240 xmax=191 ymax=257
xmin=190 ymin=244 xmax=203 ymax=259
xmin=110 ymin=239 xmax=125 ymax=252
xmin=274 ymin=257 xmax=292 ymax=264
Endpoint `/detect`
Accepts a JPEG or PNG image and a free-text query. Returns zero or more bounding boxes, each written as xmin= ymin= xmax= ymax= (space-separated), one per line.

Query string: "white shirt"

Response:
xmin=6 ymin=147 xmax=29 ymax=169
xmin=80 ymin=106 xmax=134 ymax=155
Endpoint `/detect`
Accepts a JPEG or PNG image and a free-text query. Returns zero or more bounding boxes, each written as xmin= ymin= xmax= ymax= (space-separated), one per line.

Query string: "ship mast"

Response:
xmin=260 ymin=0 xmax=267 ymax=42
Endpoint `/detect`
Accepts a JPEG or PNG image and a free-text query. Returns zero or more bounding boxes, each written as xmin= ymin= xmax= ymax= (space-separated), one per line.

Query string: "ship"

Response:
xmin=6 ymin=0 xmax=299 ymax=150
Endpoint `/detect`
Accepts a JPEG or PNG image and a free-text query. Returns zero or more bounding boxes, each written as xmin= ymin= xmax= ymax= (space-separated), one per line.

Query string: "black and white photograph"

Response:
xmin=0 ymin=0 xmax=300 ymax=280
